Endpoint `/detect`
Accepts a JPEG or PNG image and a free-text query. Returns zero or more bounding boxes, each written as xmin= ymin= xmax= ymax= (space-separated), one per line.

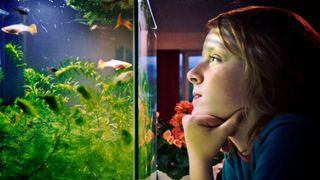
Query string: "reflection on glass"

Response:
xmin=1 ymin=0 xmax=133 ymax=179
xmin=136 ymin=0 xmax=157 ymax=179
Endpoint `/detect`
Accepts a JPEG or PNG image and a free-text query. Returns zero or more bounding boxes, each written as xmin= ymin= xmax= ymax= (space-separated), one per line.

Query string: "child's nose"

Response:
xmin=187 ymin=65 xmax=204 ymax=85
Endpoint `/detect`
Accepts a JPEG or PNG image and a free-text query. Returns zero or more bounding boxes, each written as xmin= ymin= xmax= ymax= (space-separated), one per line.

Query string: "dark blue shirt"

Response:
xmin=222 ymin=114 xmax=317 ymax=180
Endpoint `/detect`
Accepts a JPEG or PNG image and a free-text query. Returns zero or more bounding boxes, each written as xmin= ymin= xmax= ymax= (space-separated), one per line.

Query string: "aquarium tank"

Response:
xmin=0 ymin=0 xmax=155 ymax=179
xmin=134 ymin=0 xmax=157 ymax=179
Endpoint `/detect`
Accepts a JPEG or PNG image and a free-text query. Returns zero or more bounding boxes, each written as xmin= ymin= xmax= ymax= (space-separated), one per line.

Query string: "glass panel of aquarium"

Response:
xmin=1 ymin=0 xmax=134 ymax=179
xmin=135 ymin=0 xmax=157 ymax=179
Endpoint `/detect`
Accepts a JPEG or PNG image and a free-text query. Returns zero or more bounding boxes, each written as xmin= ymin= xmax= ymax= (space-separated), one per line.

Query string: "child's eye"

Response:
xmin=208 ymin=55 xmax=222 ymax=64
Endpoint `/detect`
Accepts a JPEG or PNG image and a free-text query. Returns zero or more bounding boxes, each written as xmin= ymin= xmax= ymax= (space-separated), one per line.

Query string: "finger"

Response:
xmin=182 ymin=114 xmax=191 ymax=126
xmin=195 ymin=115 xmax=224 ymax=128
xmin=183 ymin=115 xmax=224 ymax=128
xmin=182 ymin=115 xmax=193 ymax=131
xmin=219 ymin=109 xmax=244 ymax=135
xmin=224 ymin=107 xmax=246 ymax=120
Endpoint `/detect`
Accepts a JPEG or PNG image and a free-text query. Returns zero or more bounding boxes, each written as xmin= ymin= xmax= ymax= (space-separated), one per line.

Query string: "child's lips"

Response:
xmin=192 ymin=93 xmax=202 ymax=104
xmin=193 ymin=94 xmax=201 ymax=99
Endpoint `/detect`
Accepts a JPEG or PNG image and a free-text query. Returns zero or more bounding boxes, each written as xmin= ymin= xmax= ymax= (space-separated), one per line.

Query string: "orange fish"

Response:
xmin=144 ymin=129 xmax=154 ymax=144
xmin=97 ymin=59 xmax=132 ymax=70
xmin=114 ymin=14 xmax=133 ymax=31
xmin=1 ymin=23 xmax=37 ymax=35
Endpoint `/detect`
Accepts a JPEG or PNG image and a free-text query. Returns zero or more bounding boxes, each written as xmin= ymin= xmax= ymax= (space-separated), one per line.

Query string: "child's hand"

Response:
xmin=182 ymin=109 xmax=243 ymax=162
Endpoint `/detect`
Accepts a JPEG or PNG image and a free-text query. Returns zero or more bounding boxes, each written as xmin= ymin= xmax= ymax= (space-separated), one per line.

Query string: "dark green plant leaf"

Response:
xmin=41 ymin=95 xmax=60 ymax=113
xmin=15 ymin=98 xmax=38 ymax=117
xmin=167 ymin=166 xmax=188 ymax=180
xmin=121 ymin=129 xmax=132 ymax=145
xmin=176 ymin=148 xmax=189 ymax=167
xmin=76 ymin=85 xmax=91 ymax=100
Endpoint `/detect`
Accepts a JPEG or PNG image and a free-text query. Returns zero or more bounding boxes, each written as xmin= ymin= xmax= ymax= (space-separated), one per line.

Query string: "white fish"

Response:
xmin=97 ymin=59 xmax=132 ymax=70
xmin=1 ymin=23 xmax=37 ymax=35
xmin=90 ymin=24 xmax=98 ymax=31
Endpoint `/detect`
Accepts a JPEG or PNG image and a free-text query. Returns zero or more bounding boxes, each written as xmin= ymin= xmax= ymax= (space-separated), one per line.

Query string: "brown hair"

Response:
xmin=207 ymin=6 xmax=320 ymax=148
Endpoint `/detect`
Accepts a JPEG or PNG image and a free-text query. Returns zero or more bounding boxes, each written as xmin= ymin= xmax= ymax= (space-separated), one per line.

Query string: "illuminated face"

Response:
xmin=187 ymin=28 xmax=246 ymax=119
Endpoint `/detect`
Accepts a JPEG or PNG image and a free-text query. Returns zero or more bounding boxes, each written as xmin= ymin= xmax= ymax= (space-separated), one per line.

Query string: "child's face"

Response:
xmin=187 ymin=29 xmax=245 ymax=119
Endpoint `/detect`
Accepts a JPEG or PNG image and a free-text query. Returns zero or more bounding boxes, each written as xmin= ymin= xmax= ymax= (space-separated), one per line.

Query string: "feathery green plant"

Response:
xmin=4 ymin=42 xmax=26 ymax=67
xmin=66 ymin=0 xmax=133 ymax=26
xmin=0 ymin=59 xmax=134 ymax=179
xmin=55 ymin=59 xmax=99 ymax=80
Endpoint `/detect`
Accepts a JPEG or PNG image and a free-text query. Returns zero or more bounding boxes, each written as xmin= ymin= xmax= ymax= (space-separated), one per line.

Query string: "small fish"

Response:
xmin=144 ymin=129 xmax=154 ymax=144
xmin=113 ymin=71 xmax=133 ymax=83
xmin=47 ymin=67 xmax=58 ymax=72
xmin=14 ymin=6 xmax=30 ymax=15
xmin=0 ymin=8 xmax=9 ymax=16
xmin=97 ymin=59 xmax=132 ymax=70
xmin=90 ymin=24 xmax=98 ymax=31
xmin=1 ymin=23 xmax=37 ymax=35
xmin=114 ymin=14 xmax=133 ymax=31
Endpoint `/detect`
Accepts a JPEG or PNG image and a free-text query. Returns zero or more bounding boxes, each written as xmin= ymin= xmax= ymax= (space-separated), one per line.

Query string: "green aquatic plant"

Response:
xmin=0 ymin=66 xmax=4 ymax=81
xmin=0 ymin=59 xmax=134 ymax=179
xmin=23 ymin=68 xmax=54 ymax=98
xmin=66 ymin=0 xmax=133 ymax=26
xmin=4 ymin=42 xmax=26 ymax=67
xmin=137 ymin=70 xmax=157 ymax=179
xmin=55 ymin=64 xmax=81 ymax=77
xmin=15 ymin=98 xmax=39 ymax=117
xmin=55 ymin=59 xmax=99 ymax=80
